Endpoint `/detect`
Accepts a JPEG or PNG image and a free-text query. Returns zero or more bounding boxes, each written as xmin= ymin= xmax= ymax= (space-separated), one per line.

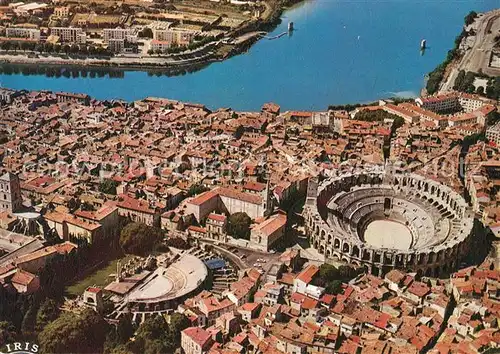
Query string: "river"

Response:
xmin=0 ymin=0 xmax=497 ymax=110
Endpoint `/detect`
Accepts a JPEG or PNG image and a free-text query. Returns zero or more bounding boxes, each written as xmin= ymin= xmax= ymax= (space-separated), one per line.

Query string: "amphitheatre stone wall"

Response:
xmin=304 ymin=167 xmax=474 ymax=277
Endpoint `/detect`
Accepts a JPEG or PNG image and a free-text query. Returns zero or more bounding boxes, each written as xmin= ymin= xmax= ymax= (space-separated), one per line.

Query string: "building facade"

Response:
xmin=50 ymin=27 xmax=86 ymax=43
xmin=5 ymin=27 xmax=40 ymax=40
xmin=0 ymin=173 xmax=22 ymax=213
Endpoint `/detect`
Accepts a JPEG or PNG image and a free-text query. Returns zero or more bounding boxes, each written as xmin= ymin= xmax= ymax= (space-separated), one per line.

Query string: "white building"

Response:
xmin=486 ymin=121 xmax=500 ymax=146
xmin=107 ymin=39 xmax=125 ymax=53
xmin=5 ymin=27 xmax=40 ymax=40
xmin=153 ymin=29 xmax=195 ymax=46
xmin=53 ymin=6 xmax=69 ymax=17
xmin=415 ymin=93 xmax=460 ymax=113
xmin=50 ymin=27 xmax=86 ymax=43
xmin=181 ymin=327 xmax=214 ymax=354
xmin=458 ymin=93 xmax=495 ymax=113
xmin=150 ymin=40 xmax=171 ymax=52
xmin=102 ymin=28 xmax=137 ymax=44
xmin=14 ymin=2 xmax=47 ymax=15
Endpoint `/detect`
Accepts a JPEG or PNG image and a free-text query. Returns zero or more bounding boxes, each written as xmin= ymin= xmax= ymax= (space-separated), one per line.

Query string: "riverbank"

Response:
xmin=1 ymin=0 xmax=496 ymax=111
xmin=0 ymin=0 xmax=295 ymax=74
xmin=426 ymin=9 xmax=500 ymax=96
xmin=0 ymin=33 xmax=264 ymax=75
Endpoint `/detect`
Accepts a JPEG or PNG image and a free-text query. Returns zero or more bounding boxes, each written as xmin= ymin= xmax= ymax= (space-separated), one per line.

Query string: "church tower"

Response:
xmin=0 ymin=172 xmax=22 ymax=213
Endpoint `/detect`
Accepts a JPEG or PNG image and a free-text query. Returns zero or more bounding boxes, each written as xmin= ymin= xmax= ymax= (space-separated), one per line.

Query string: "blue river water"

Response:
xmin=0 ymin=0 xmax=497 ymax=110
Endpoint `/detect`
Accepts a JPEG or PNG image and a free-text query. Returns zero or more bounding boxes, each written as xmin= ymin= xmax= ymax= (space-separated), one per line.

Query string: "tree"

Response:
xmin=391 ymin=116 xmax=405 ymax=136
xmin=119 ymin=222 xmax=162 ymax=256
xmin=130 ymin=314 xmax=187 ymax=354
xmin=132 ymin=315 xmax=171 ymax=353
xmin=325 ymin=280 xmax=342 ymax=294
xmin=0 ymin=131 xmax=9 ymax=144
xmin=104 ymin=313 xmax=135 ymax=353
xmin=187 ymin=183 xmax=209 ymax=197
xmin=20 ymin=41 xmax=31 ymax=52
xmin=99 ymin=179 xmax=117 ymax=195
xmin=0 ymin=321 xmax=16 ymax=347
xmin=234 ymin=125 xmax=244 ymax=139
xmin=116 ymin=314 xmax=134 ymax=343
xmin=228 ymin=212 xmax=252 ymax=240
xmin=35 ymin=299 xmax=60 ymax=332
xmin=139 ymin=28 xmax=153 ymax=38
xmin=165 ymin=237 xmax=189 ymax=249
xmin=21 ymin=301 xmax=38 ymax=337
xmin=39 ymin=309 xmax=109 ymax=353
xmin=319 ymin=263 xmax=339 ymax=281
xmin=166 ymin=313 xmax=189 ymax=347
xmin=108 ymin=344 xmax=134 ymax=354
xmin=1 ymin=41 xmax=12 ymax=51
xmin=45 ymin=42 xmax=54 ymax=53
xmin=338 ymin=265 xmax=358 ymax=280
xmin=465 ymin=11 xmax=477 ymax=26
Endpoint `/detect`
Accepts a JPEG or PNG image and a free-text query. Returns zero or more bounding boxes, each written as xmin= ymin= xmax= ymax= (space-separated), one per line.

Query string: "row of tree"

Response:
xmin=313 ymin=263 xmax=361 ymax=294
xmin=147 ymin=36 xmax=216 ymax=55
xmin=355 ymin=109 xmax=399 ymax=123
xmin=0 ymin=41 xmax=111 ymax=57
xmin=119 ymin=222 xmax=163 ymax=257
xmin=453 ymin=70 xmax=477 ymax=93
xmin=452 ymin=70 xmax=500 ymax=100
xmin=36 ymin=307 xmax=191 ymax=354
xmin=0 ymin=65 xmax=125 ymax=79
xmin=426 ymin=11 xmax=478 ymax=94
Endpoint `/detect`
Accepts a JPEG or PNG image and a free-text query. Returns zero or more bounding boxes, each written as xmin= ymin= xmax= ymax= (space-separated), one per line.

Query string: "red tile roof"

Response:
xmin=182 ymin=327 xmax=212 ymax=347
xmin=295 ymin=264 xmax=318 ymax=284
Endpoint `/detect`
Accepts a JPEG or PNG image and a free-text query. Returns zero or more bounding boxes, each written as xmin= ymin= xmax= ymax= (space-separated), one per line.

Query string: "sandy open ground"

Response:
xmin=364 ymin=220 xmax=412 ymax=251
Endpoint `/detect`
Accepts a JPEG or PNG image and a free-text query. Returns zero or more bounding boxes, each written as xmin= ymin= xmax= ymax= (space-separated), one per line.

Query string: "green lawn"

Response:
xmin=65 ymin=255 xmax=132 ymax=297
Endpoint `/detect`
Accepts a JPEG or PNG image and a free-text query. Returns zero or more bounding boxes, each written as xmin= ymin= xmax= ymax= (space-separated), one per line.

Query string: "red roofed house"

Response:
xmin=238 ymin=302 xmax=261 ymax=322
xmin=181 ymin=327 xmax=214 ymax=354
xmin=11 ymin=269 xmax=40 ymax=294
xmin=116 ymin=194 xmax=161 ymax=227
xmin=15 ymin=241 xmax=77 ymax=274
xmin=249 ymin=213 xmax=287 ymax=251
xmin=205 ymin=213 xmax=227 ymax=242
xmin=404 ymin=281 xmax=431 ymax=304
xmin=74 ymin=204 xmax=120 ymax=239
xmin=293 ymin=264 xmax=319 ymax=295
xmin=44 ymin=210 xmax=103 ymax=244
xmin=186 ymin=186 xmax=272 ymax=222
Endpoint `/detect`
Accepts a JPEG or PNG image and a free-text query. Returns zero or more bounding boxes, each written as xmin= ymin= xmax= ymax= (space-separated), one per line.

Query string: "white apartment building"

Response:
xmin=107 ymin=38 xmax=125 ymax=53
xmin=53 ymin=6 xmax=69 ymax=17
xmin=102 ymin=28 xmax=137 ymax=44
xmin=486 ymin=122 xmax=500 ymax=146
xmin=50 ymin=27 xmax=86 ymax=44
xmin=153 ymin=29 xmax=195 ymax=46
xmin=415 ymin=93 xmax=460 ymax=113
xmin=458 ymin=94 xmax=495 ymax=113
xmin=6 ymin=27 xmax=41 ymax=40
xmin=150 ymin=39 xmax=171 ymax=52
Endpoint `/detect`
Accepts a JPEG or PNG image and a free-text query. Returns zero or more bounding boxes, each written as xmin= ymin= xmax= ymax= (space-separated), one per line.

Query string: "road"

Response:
xmin=440 ymin=10 xmax=500 ymax=93
xmin=0 ymin=41 xmax=220 ymax=68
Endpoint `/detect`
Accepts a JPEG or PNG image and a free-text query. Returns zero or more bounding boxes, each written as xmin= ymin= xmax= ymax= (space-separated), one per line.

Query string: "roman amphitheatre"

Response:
xmin=304 ymin=166 xmax=474 ymax=278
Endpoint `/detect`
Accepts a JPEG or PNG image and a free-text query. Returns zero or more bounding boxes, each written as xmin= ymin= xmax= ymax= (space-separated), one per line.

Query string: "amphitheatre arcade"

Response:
xmin=304 ymin=166 xmax=474 ymax=278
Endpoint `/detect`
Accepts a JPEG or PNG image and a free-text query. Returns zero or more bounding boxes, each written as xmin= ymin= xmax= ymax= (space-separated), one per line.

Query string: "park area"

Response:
xmin=65 ymin=255 xmax=132 ymax=297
